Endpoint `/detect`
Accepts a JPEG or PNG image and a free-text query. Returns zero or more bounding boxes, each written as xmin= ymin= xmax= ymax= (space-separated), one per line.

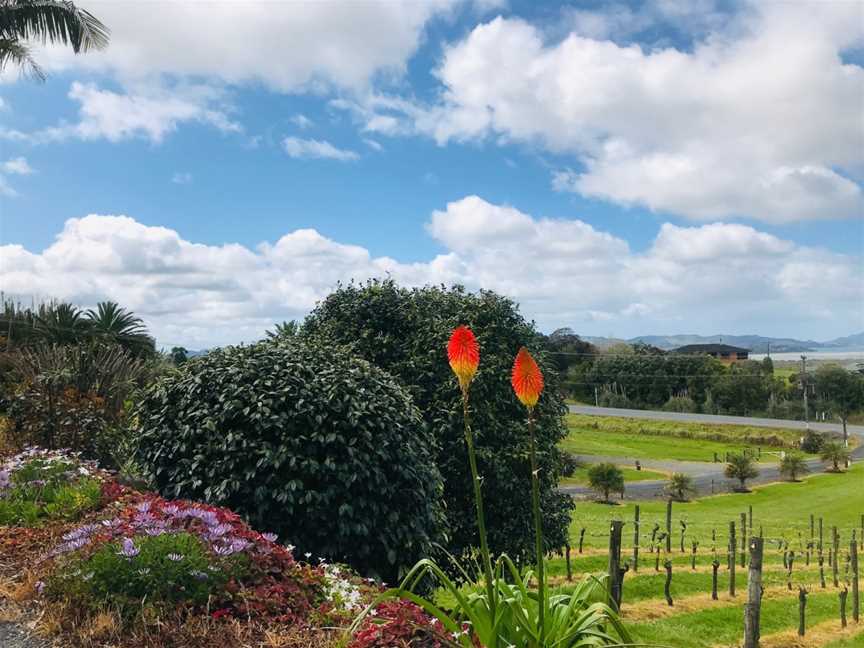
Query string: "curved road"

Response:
xmin=561 ymin=405 xmax=864 ymax=500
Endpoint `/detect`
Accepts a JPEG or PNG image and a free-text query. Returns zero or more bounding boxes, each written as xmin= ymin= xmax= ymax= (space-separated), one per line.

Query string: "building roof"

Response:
xmin=674 ymin=343 xmax=750 ymax=355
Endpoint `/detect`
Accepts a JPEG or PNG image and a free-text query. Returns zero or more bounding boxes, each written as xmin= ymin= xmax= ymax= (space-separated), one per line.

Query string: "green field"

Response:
xmin=560 ymin=464 xmax=668 ymax=486
xmin=561 ymin=414 xmax=805 ymax=462
xmin=546 ymin=461 xmax=864 ymax=646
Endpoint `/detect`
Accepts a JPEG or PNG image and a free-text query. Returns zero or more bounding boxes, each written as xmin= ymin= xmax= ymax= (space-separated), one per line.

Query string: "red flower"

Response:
xmin=447 ymin=326 xmax=479 ymax=393
xmin=511 ymin=347 xmax=543 ymax=409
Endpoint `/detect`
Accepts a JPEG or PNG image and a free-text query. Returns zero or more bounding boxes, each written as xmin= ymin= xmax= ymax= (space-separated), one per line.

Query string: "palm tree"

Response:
xmin=33 ymin=302 xmax=90 ymax=344
xmin=0 ymin=0 xmax=109 ymax=81
xmin=779 ymin=452 xmax=809 ymax=482
xmin=85 ymin=301 xmax=155 ymax=357
xmin=820 ymin=441 xmax=850 ymax=472
xmin=725 ymin=453 xmax=759 ymax=492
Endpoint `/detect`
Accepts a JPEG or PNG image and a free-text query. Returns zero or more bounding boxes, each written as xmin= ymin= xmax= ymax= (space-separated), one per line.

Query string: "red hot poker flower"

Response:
xmin=512 ymin=347 xmax=543 ymax=409
xmin=447 ymin=326 xmax=480 ymax=393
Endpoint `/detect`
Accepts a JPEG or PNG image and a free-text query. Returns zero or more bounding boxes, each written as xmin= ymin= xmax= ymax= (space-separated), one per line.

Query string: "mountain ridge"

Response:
xmin=579 ymin=332 xmax=864 ymax=353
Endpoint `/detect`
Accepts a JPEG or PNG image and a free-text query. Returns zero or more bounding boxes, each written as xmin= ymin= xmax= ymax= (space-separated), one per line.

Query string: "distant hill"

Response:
xmin=580 ymin=332 xmax=864 ymax=354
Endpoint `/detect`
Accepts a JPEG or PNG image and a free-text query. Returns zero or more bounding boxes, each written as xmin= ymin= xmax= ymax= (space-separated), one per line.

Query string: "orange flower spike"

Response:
xmin=448 ymin=326 xmax=480 ymax=393
xmin=512 ymin=347 xmax=544 ymax=409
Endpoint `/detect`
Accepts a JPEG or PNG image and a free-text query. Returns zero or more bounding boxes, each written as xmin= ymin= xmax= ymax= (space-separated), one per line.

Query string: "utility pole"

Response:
xmin=801 ymin=355 xmax=809 ymax=428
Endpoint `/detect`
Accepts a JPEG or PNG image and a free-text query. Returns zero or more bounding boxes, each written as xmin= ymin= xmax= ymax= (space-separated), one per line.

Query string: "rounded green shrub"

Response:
xmin=134 ymin=338 xmax=445 ymax=581
xmin=301 ymin=280 xmax=574 ymax=562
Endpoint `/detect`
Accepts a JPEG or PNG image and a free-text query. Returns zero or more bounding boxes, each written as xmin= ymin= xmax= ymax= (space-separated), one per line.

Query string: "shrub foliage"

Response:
xmin=301 ymin=280 xmax=574 ymax=561
xmin=134 ymin=338 xmax=445 ymax=580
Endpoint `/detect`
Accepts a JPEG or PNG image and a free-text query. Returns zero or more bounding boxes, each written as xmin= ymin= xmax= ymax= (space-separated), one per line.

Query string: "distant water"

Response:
xmin=751 ymin=350 xmax=864 ymax=361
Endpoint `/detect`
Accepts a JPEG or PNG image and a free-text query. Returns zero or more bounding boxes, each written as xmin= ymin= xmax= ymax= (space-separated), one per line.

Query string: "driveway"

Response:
xmin=561 ymin=405 xmax=863 ymax=500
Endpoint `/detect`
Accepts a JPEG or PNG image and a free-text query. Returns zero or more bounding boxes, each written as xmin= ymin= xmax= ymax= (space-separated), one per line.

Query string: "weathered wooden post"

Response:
xmin=691 ymin=540 xmax=698 ymax=570
xmin=819 ymin=553 xmax=826 ymax=588
xmin=607 ymin=520 xmax=624 ymax=610
xmin=819 ymin=517 xmax=824 ymax=556
xmin=787 ymin=551 xmax=795 ymax=591
xmin=805 ymin=541 xmax=812 ymax=566
xmin=840 ymin=586 xmax=848 ymax=628
xmin=565 ymin=543 xmax=572 ymax=581
xmin=741 ymin=513 xmax=747 ymax=568
xmin=666 ymin=499 xmax=673 ymax=553
xmin=664 ymin=559 xmax=673 ymax=606
xmin=852 ymin=537 xmax=859 ymax=623
xmin=798 ymin=587 xmax=808 ymax=636
xmin=833 ymin=526 xmax=840 ymax=587
xmin=743 ymin=537 xmax=764 ymax=648
xmin=712 ymin=557 xmax=720 ymax=600
xmin=748 ymin=505 xmax=753 ymax=533
xmin=578 ymin=527 xmax=586 ymax=554
xmin=810 ymin=514 xmax=815 ymax=546
xmin=729 ymin=521 xmax=737 ymax=596
xmin=633 ymin=505 xmax=640 ymax=573
xmin=680 ymin=520 xmax=687 ymax=553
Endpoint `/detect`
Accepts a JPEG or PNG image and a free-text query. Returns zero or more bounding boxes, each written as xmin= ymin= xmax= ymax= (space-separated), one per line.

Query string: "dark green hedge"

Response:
xmin=134 ymin=338 xmax=445 ymax=581
xmin=301 ymin=280 xmax=574 ymax=562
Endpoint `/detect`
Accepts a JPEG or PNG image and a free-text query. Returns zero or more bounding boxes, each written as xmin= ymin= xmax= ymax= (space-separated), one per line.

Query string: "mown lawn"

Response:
xmin=560 ymin=464 xmax=668 ymax=486
xmin=543 ymin=462 xmax=864 ymax=647
xmin=561 ymin=413 xmax=815 ymax=462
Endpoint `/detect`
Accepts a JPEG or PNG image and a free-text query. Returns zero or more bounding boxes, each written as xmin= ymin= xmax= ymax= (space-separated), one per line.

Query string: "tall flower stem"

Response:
xmin=463 ymin=393 xmax=496 ymax=615
xmin=528 ymin=411 xmax=546 ymax=644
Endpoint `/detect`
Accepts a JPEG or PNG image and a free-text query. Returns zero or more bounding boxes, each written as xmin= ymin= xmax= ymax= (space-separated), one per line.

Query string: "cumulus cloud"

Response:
xmin=171 ymin=172 xmax=193 ymax=185
xmin=352 ymin=2 xmax=864 ymax=223
xmin=26 ymin=1 xmax=459 ymax=92
xmin=2 ymin=157 xmax=33 ymax=175
xmin=3 ymin=196 xmax=860 ymax=348
xmin=282 ymin=137 xmax=359 ymax=161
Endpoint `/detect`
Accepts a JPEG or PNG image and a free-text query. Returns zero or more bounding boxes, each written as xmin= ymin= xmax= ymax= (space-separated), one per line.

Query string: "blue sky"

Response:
xmin=1 ymin=0 xmax=862 ymax=349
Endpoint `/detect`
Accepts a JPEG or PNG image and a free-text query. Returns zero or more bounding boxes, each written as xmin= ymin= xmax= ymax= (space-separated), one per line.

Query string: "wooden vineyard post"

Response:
xmin=712 ymin=558 xmax=720 ymax=600
xmin=806 ymin=540 xmax=811 ymax=566
xmin=607 ymin=521 xmax=624 ymax=610
xmin=680 ymin=520 xmax=687 ymax=553
xmin=565 ymin=543 xmax=572 ymax=581
xmin=749 ymin=505 xmax=753 ymax=532
xmin=666 ymin=499 xmax=673 ymax=553
xmin=664 ymin=559 xmax=673 ymax=606
xmin=729 ymin=521 xmax=737 ymax=596
xmin=578 ymin=527 xmax=586 ymax=554
xmin=787 ymin=552 xmax=795 ymax=591
xmin=840 ymin=586 xmax=848 ymax=628
xmin=819 ymin=517 xmax=824 ymax=557
xmin=633 ymin=505 xmax=640 ymax=573
xmin=819 ymin=553 xmax=826 ymax=589
xmin=798 ymin=587 xmax=808 ymax=636
xmin=743 ymin=537 xmax=764 ymax=648
xmin=810 ymin=514 xmax=815 ymax=545
xmin=852 ymin=537 xmax=859 ymax=623
xmin=655 ymin=534 xmax=664 ymax=572
xmin=833 ymin=526 xmax=840 ymax=588
xmin=741 ymin=512 xmax=747 ymax=568
xmin=691 ymin=540 xmax=698 ymax=570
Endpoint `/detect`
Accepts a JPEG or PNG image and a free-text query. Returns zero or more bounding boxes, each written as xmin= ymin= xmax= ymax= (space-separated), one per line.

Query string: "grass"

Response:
xmin=561 ymin=413 xmax=813 ymax=463
xmin=543 ymin=462 xmax=864 ymax=646
xmin=560 ymin=464 xmax=668 ymax=486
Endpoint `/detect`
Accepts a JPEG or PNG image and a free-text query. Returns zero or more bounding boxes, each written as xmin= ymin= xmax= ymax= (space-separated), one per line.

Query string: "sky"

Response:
xmin=0 ymin=0 xmax=862 ymax=350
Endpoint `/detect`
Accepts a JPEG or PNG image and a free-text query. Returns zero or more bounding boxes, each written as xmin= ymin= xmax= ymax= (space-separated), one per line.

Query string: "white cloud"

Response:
xmin=363 ymin=138 xmax=383 ymax=151
xmin=171 ymin=172 xmax=193 ymax=185
xmin=0 ymin=175 xmax=18 ymax=197
xmin=282 ymin=137 xmax=359 ymax=161
xmin=2 ymin=157 xmax=33 ymax=175
xmin=1 ymin=82 xmax=241 ymax=144
xmin=3 ymin=196 xmax=860 ymax=348
xmin=357 ymin=3 xmax=864 ymax=223
xmin=27 ymin=1 xmax=459 ymax=92
xmin=290 ymin=114 xmax=314 ymax=129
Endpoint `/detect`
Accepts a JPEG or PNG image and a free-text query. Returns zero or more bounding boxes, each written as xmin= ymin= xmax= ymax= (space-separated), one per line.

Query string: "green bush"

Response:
xmin=0 ymin=450 xmax=103 ymax=526
xmin=47 ymin=532 xmax=244 ymax=613
xmin=134 ymin=338 xmax=445 ymax=581
xmin=587 ymin=463 xmax=624 ymax=503
xmin=662 ymin=395 xmax=697 ymax=413
xmin=301 ymin=281 xmax=573 ymax=562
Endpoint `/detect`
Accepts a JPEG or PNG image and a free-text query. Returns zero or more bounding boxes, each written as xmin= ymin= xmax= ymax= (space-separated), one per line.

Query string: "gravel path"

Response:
xmin=0 ymin=622 xmax=48 ymax=648
xmin=562 ymin=406 xmax=864 ymax=500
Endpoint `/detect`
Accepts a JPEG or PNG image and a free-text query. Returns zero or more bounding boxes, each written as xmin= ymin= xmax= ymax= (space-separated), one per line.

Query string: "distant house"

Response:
xmin=674 ymin=343 xmax=749 ymax=364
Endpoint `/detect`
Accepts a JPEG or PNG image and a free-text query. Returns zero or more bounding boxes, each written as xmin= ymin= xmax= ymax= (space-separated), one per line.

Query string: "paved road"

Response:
xmin=562 ymin=405 xmax=863 ymax=500
xmin=568 ymin=404 xmax=864 ymax=436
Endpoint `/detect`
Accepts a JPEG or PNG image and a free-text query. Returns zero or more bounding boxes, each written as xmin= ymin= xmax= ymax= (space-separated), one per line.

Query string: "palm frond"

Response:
xmin=0 ymin=36 xmax=44 ymax=79
xmin=0 ymin=0 xmax=109 ymax=52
